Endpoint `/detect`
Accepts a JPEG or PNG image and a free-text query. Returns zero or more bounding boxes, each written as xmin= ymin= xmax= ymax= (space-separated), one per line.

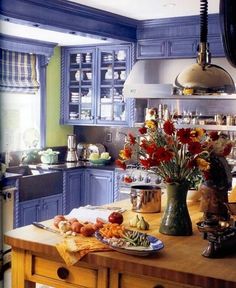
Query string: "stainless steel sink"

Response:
xmin=6 ymin=165 xmax=63 ymax=201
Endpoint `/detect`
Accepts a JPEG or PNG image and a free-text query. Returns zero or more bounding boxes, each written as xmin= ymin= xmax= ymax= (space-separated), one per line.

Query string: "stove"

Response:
xmin=114 ymin=164 xmax=163 ymax=201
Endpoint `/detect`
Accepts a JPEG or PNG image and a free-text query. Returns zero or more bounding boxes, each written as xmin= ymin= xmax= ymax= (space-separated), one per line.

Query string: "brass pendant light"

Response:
xmin=175 ymin=0 xmax=235 ymax=95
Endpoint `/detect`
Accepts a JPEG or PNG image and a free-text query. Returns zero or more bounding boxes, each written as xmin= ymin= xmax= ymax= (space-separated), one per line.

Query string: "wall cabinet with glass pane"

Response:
xmin=61 ymin=44 xmax=134 ymax=126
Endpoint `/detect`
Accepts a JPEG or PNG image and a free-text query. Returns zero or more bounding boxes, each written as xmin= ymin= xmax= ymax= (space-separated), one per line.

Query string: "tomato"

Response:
xmin=108 ymin=212 xmax=123 ymax=225
xmin=95 ymin=217 xmax=107 ymax=229
xmin=71 ymin=221 xmax=83 ymax=233
xmin=80 ymin=224 xmax=95 ymax=237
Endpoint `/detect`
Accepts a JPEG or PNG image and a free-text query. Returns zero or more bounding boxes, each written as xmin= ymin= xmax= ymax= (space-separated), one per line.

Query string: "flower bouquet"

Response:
xmin=116 ymin=120 xmax=233 ymax=235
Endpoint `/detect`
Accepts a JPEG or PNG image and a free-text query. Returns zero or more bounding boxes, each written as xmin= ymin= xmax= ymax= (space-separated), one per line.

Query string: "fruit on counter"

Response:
xmin=108 ymin=212 xmax=124 ymax=225
xmin=58 ymin=220 xmax=71 ymax=233
xmin=95 ymin=217 xmax=107 ymax=229
xmin=68 ymin=218 xmax=79 ymax=225
xmin=129 ymin=214 xmax=140 ymax=227
xmin=54 ymin=215 xmax=66 ymax=228
xmin=100 ymin=152 xmax=110 ymax=159
xmin=80 ymin=224 xmax=96 ymax=237
xmin=89 ymin=152 xmax=100 ymax=160
xmin=71 ymin=221 xmax=84 ymax=233
xmin=137 ymin=216 xmax=149 ymax=230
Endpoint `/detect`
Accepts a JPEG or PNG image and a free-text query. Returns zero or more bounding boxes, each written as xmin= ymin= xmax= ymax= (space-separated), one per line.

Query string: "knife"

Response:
xmin=32 ymin=222 xmax=60 ymax=234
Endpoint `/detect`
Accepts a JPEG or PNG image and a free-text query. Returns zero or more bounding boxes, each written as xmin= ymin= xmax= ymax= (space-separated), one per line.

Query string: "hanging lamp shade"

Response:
xmin=175 ymin=0 xmax=235 ymax=95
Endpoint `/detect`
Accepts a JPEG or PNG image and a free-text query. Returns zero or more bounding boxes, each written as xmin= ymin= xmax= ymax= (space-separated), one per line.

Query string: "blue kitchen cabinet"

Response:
xmin=61 ymin=44 xmax=135 ymax=127
xmin=82 ymin=169 xmax=114 ymax=206
xmin=18 ymin=194 xmax=62 ymax=227
xmin=63 ymin=169 xmax=84 ymax=214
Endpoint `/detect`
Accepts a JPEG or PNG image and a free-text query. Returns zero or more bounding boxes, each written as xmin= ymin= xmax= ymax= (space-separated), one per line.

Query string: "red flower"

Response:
xmin=139 ymin=158 xmax=152 ymax=169
xmin=222 ymin=143 xmax=232 ymax=157
xmin=140 ymin=139 xmax=148 ymax=150
xmin=209 ymin=131 xmax=219 ymax=141
xmin=146 ymin=142 xmax=158 ymax=155
xmin=128 ymin=133 xmax=136 ymax=145
xmin=177 ymin=128 xmax=192 ymax=144
xmin=155 ymin=147 xmax=173 ymax=162
xmin=163 ymin=120 xmax=175 ymax=135
xmin=138 ymin=126 xmax=147 ymax=135
xmin=115 ymin=159 xmax=126 ymax=170
xmin=188 ymin=142 xmax=202 ymax=155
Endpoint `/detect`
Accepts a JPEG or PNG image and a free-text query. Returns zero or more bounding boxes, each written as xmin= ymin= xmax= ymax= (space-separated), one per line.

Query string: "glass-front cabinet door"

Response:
xmin=61 ymin=47 xmax=96 ymax=125
xmin=61 ymin=44 xmax=134 ymax=126
xmin=97 ymin=46 xmax=131 ymax=125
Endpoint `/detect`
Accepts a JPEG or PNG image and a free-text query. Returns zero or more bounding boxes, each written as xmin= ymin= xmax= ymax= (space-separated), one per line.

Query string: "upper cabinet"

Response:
xmin=136 ymin=15 xmax=225 ymax=59
xmin=61 ymin=44 xmax=135 ymax=127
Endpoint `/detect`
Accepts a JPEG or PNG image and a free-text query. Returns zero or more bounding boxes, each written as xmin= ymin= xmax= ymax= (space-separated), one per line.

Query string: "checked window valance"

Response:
xmin=0 ymin=48 xmax=39 ymax=93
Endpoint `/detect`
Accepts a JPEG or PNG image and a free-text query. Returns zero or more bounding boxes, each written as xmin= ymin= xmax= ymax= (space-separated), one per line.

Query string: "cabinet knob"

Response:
xmin=57 ymin=267 xmax=69 ymax=279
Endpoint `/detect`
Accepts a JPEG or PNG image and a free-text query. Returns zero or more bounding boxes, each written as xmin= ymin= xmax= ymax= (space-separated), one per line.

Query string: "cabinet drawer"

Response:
xmin=119 ymin=273 xmax=200 ymax=288
xmin=26 ymin=254 xmax=107 ymax=288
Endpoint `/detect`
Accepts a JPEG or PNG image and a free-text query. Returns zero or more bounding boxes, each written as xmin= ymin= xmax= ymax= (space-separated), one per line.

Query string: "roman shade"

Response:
xmin=0 ymin=48 xmax=39 ymax=93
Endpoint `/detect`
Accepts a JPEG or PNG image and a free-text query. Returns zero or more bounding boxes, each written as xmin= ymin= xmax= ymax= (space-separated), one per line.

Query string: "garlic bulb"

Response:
xmin=129 ymin=214 xmax=140 ymax=227
xmin=137 ymin=216 xmax=149 ymax=230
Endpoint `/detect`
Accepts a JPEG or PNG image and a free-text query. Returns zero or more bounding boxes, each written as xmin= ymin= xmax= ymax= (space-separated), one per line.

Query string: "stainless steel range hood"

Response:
xmin=123 ymin=60 xmax=173 ymax=98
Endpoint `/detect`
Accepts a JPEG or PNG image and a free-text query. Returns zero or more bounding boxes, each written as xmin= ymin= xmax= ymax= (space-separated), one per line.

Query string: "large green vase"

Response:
xmin=159 ymin=182 xmax=192 ymax=236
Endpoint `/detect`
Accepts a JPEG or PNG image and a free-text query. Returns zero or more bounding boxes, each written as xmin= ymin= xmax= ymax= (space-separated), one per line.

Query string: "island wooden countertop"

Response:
xmin=4 ymin=200 xmax=236 ymax=288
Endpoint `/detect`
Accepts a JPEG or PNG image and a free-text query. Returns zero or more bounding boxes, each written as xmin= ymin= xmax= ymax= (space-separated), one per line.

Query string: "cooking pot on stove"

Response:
xmin=130 ymin=185 xmax=161 ymax=213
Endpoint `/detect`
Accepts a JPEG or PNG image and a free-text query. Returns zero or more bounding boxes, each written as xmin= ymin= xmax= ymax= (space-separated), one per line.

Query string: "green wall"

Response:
xmin=46 ymin=46 xmax=73 ymax=147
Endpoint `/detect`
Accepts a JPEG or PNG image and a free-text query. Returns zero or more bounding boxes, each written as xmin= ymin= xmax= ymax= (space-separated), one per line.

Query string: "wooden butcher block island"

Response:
xmin=4 ymin=200 xmax=236 ymax=288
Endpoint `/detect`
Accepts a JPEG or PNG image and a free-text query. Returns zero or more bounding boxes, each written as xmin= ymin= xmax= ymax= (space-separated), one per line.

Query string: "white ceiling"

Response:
xmin=1 ymin=0 xmax=220 ymax=46
xmin=69 ymin=0 xmax=220 ymax=20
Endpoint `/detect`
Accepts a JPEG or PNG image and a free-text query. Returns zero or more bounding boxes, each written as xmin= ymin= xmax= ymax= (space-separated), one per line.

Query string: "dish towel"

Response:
xmin=56 ymin=234 xmax=111 ymax=266
xmin=67 ymin=205 xmax=125 ymax=223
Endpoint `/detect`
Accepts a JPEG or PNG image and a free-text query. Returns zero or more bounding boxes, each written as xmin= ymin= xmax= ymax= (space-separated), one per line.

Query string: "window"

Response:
xmin=0 ymin=49 xmax=40 ymax=151
xmin=0 ymin=35 xmax=56 ymax=152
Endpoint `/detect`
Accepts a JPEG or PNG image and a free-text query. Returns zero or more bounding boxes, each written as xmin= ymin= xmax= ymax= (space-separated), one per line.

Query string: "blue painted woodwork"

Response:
xmin=18 ymin=193 xmax=62 ymax=227
xmin=0 ymin=0 xmax=137 ymax=42
xmin=63 ymin=169 xmax=84 ymax=214
xmin=61 ymin=44 xmax=135 ymax=127
xmin=82 ymin=169 xmax=114 ymax=206
xmin=0 ymin=35 xmax=56 ymax=148
xmin=137 ymin=14 xmax=225 ymax=59
xmin=0 ymin=1 xmax=224 ymax=59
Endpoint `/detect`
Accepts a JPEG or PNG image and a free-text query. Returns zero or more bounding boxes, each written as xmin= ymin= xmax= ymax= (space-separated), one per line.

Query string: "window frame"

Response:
xmin=0 ymin=34 xmax=56 ymax=148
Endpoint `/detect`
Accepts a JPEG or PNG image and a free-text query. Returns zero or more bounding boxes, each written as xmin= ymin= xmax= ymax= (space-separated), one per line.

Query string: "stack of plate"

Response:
xmin=71 ymin=92 xmax=80 ymax=103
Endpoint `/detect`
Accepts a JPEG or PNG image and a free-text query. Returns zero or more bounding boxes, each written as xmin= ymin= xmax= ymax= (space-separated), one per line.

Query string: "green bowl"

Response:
xmin=89 ymin=157 xmax=111 ymax=165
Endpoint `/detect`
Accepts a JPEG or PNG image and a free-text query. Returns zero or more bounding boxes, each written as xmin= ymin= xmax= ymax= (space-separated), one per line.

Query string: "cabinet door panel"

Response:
xmin=83 ymin=169 xmax=114 ymax=206
xmin=168 ymin=39 xmax=197 ymax=58
xmin=19 ymin=199 xmax=40 ymax=227
xmin=40 ymin=194 xmax=62 ymax=221
xmin=64 ymin=170 xmax=84 ymax=214
xmin=137 ymin=40 xmax=166 ymax=59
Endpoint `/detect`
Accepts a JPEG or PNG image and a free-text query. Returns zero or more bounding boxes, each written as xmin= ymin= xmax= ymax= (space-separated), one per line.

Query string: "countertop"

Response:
xmin=4 ymin=200 xmax=236 ymax=288
xmin=29 ymin=161 xmax=117 ymax=171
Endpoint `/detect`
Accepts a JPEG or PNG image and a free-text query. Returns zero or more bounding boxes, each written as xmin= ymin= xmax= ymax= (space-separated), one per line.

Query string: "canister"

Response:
xmin=130 ymin=185 xmax=161 ymax=213
xmin=226 ymin=115 xmax=235 ymax=126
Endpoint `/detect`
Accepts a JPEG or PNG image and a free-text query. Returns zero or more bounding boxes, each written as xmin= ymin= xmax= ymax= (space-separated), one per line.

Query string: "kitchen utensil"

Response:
xmin=130 ymin=185 xmax=162 ymax=213
xmin=32 ymin=222 xmax=60 ymax=234
xmin=66 ymin=134 xmax=79 ymax=162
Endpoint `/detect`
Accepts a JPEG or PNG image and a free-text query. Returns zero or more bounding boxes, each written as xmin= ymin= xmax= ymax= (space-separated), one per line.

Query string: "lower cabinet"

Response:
xmin=63 ymin=169 xmax=84 ymax=214
xmin=82 ymin=169 xmax=114 ymax=206
xmin=18 ymin=194 xmax=62 ymax=227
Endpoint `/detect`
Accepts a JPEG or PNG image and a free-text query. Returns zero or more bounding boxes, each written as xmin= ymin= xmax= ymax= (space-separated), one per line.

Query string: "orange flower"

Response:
xmin=196 ymin=158 xmax=210 ymax=171
xmin=119 ymin=147 xmax=132 ymax=160
xmin=190 ymin=128 xmax=205 ymax=142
